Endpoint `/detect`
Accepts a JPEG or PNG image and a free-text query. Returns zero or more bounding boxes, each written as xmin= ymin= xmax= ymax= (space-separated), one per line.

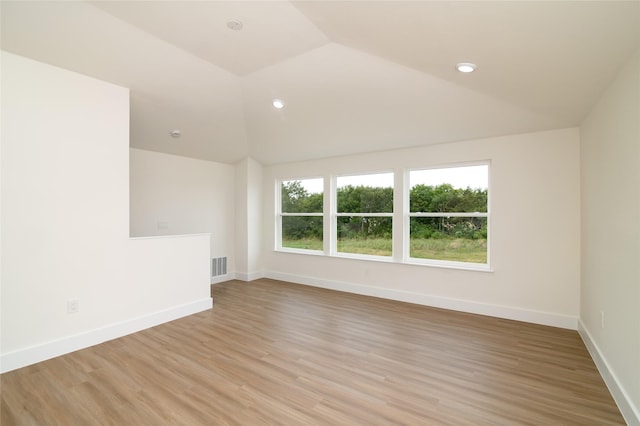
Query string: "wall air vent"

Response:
xmin=211 ymin=257 xmax=227 ymax=277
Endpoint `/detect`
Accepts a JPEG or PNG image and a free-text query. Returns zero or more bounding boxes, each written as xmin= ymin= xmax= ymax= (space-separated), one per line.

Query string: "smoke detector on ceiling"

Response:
xmin=227 ymin=19 xmax=243 ymax=31
xmin=170 ymin=129 xmax=181 ymax=138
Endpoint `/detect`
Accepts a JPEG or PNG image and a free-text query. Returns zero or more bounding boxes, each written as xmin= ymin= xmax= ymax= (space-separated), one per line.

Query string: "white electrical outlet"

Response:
xmin=67 ymin=299 xmax=79 ymax=314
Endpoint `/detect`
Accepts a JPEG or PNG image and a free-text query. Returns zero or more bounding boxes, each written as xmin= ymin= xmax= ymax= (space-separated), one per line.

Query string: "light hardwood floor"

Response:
xmin=1 ymin=279 xmax=624 ymax=425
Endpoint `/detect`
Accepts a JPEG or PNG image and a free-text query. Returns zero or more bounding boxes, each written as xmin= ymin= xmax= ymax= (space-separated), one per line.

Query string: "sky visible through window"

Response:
xmin=337 ymin=173 xmax=393 ymax=189
xmin=410 ymin=165 xmax=488 ymax=190
xmin=296 ymin=165 xmax=487 ymax=194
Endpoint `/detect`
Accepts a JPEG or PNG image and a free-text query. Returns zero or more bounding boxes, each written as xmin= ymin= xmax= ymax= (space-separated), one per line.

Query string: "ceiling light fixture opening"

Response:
xmin=226 ymin=19 xmax=243 ymax=31
xmin=456 ymin=62 xmax=477 ymax=73
xmin=272 ymin=98 xmax=285 ymax=109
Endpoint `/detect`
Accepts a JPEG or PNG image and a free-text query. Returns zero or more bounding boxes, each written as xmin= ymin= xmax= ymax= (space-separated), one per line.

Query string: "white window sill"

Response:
xmin=277 ymin=247 xmax=324 ymax=256
xmin=274 ymin=249 xmax=493 ymax=272
xmin=404 ymin=258 xmax=493 ymax=272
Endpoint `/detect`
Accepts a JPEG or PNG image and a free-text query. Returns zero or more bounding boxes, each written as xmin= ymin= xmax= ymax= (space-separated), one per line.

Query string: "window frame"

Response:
xmin=404 ymin=162 xmax=490 ymax=271
xmin=277 ymin=177 xmax=324 ymax=254
xmin=332 ymin=171 xmax=395 ymax=260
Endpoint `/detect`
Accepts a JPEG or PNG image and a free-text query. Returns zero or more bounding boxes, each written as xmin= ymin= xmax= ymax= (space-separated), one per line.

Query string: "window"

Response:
xmin=336 ymin=172 xmax=393 ymax=257
xmin=408 ymin=164 xmax=489 ymax=265
xmin=280 ymin=178 xmax=323 ymax=251
xmin=276 ymin=163 xmax=490 ymax=271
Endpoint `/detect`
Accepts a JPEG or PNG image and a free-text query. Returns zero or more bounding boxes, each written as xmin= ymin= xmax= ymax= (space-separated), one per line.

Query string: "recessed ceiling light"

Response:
xmin=272 ymin=98 xmax=285 ymax=109
xmin=227 ymin=19 xmax=243 ymax=31
xmin=170 ymin=129 xmax=181 ymax=138
xmin=456 ymin=62 xmax=477 ymax=73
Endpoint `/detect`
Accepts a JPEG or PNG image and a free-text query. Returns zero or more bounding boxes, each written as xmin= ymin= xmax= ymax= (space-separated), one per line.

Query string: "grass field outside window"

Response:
xmin=282 ymin=237 xmax=486 ymax=262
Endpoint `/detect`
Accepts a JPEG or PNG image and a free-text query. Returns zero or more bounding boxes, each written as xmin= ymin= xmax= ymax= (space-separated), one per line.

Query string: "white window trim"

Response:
xmin=277 ymin=177 xmax=324 ymax=253
xmin=281 ymin=212 xmax=324 ymax=217
xmin=333 ymin=172 xmax=394 ymax=259
xmin=409 ymin=212 xmax=488 ymax=218
xmin=403 ymin=162 xmax=491 ymax=270
xmin=335 ymin=212 xmax=394 ymax=217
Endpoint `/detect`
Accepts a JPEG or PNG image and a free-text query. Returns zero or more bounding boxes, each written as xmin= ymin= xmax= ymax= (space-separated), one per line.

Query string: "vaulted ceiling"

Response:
xmin=2 ymin=1 xmax=639 ymax=165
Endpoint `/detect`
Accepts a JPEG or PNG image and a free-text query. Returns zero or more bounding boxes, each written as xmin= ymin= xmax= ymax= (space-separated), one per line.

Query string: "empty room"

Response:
xmin=1 ymin=1 xmax=639 ymax=424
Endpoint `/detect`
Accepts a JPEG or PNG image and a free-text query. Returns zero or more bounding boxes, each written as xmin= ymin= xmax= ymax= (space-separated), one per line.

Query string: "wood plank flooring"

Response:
xmin=1 ymin=279 xmax=624 ymax=425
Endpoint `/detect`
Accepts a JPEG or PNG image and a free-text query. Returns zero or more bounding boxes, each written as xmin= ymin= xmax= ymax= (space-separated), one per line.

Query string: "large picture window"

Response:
xmin=280 ymin=178 xmax=323 ymax=251
xmin=276 ymin=163 xmax=489 ymax=270
xmin=336 ymin=172 xmax=393 ymax=257
xmin=408 ymin=164 xmax=489 ymax=265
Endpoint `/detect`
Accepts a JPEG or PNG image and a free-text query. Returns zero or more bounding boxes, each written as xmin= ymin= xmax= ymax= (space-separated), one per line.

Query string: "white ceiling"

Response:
xmin=2 ymin=1 xmax=639 ymax=165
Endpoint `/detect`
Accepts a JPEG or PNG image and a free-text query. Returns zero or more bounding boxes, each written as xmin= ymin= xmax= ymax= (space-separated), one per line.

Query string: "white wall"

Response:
xmin=263 ymin=128 xmax=581 ymax=328
xmin=247 ymin=158 xmax=264 ymax=277
xmin=580 ymin=49 xmax=640 ymax=425
xmin=129 ymin=148 xmax=236 ymax=282
xmin=234 ymin=157 xmax=263 ymax=281
xmin=1 ymin=51 xmax=212 ymax=372
xmin=234 ymin=159 xmax=249 ymax=277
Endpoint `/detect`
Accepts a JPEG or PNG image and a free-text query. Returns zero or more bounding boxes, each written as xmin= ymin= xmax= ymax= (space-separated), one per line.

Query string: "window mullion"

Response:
xmin=325 ymin=176 xmax=333 ymax=255
xmin=409 ymin=212 xmax=488 ymax=218
xmin=335 ymin=212 xmax=394 ymax=217
xmin=281 ymin=212 xmax=323 ymax=217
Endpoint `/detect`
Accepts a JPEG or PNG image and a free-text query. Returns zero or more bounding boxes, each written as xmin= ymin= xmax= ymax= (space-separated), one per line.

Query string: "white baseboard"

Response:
xmin=264 ymin=271 xmax=578 ymax=330
xmin=578 ymin=320 xmax=640 ymax=426
xmin=211 ymin=273 xmax=234 ymax=284
xmin=0 ymin=297 xmax=213 ymax=374
xmin=235 ymin=270 xmax=264 ymax=282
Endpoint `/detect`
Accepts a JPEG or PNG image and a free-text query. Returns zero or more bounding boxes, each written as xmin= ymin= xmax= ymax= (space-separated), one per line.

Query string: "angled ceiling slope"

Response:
xmin=2 ymin=1 xmax=640 ymax=165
